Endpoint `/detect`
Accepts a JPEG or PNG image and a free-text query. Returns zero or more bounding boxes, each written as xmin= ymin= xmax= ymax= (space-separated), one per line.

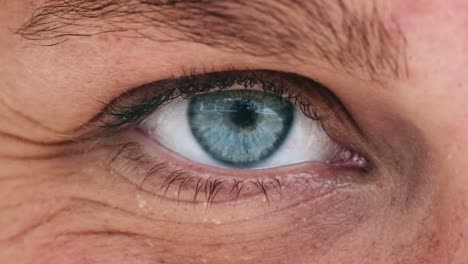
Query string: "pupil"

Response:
xmin=229 ymin=99 xmax=258 ymax=128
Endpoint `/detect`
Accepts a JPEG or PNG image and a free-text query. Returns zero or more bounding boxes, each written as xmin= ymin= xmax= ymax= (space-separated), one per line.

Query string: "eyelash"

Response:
xmin=109 ymin=142 xmax=287 ymax=206
xmin=92 ymin=69 xmax=369 ymax=207
xmin=99 ymin=70 xmax=327 ymax=130
xmin=107 ymin=138 xmax=360 ymax=208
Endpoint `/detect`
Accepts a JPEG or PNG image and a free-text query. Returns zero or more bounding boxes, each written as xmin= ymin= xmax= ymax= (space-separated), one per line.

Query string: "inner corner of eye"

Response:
xmin=136 ymin=79 xmax=362 ymax=170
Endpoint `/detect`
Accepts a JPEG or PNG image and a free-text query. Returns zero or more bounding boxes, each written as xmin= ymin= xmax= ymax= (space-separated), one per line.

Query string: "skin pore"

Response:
xmin=1 ymin=0 xmax=468 ymax=263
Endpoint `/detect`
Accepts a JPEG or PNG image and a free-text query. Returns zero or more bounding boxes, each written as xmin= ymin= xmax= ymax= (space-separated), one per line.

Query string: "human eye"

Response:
xmin=139 ymin=73 xmax=362 ymax=170
xmin=96 ymin=70 xmax=370 ymax=206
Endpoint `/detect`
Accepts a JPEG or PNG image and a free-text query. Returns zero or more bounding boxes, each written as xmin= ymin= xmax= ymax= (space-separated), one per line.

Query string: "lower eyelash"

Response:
xmin=109 ymin=142 xmax=285 ymax=206
xmin=107 ymin=141 xmax=358 ymax=208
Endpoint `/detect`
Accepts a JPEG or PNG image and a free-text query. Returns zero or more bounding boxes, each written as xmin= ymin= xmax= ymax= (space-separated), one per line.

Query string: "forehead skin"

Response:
xmin=1 ymin=0 xmax=468 ymax=263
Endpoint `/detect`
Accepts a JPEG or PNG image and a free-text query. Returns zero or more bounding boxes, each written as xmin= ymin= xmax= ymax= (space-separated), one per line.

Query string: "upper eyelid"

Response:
xmin=96 ymin=70 xmax=326 ymax=130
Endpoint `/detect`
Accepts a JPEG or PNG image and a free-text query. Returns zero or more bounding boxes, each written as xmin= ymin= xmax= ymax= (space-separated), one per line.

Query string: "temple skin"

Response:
xmin=1 ymin=0 xmax=468 ymax=263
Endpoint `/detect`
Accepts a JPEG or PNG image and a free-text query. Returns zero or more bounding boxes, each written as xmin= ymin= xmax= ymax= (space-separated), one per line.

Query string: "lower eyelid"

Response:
xmin=106 ymin=130 xmax=369 ymax=210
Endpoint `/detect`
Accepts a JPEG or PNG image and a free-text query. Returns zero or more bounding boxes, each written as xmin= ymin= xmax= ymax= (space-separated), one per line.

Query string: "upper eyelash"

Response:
xmin=99 ymin=70 xmax=324 ymax=129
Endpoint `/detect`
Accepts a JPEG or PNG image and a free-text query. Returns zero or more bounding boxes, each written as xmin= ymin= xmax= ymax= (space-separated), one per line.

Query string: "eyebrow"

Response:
xmin=18 ymin=0 xmax=407 ymax=80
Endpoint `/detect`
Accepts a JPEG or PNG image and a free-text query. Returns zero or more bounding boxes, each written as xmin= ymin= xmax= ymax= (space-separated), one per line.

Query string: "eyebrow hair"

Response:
xmin=17 ymin=0 xmax=407 ymax=80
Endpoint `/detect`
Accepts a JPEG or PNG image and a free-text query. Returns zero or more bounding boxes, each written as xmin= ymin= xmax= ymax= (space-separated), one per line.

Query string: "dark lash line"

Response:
xmin=159 ymin=170 xmax=187 ymax=199
xmin=177 ymin=176 xmax=194 ymax=202
xmin=270 ymin=178 xmax=283 ymax=199
xmin=230 ymin=179 xmax=245 ymax=204
xmin=139 ymin=162 xmax=167 ymax=190
xmin=193 ymin=178 xmax=204 ymax=202
xmin=205 ymin=178 xmax=226 ymax=209
xmin=99 ymin=70 xmax=324 ymax=130
xmin=251 ymin=179 xmax=270 ymax=206
xmin=109 ymin=142 xmax=286 ymax=206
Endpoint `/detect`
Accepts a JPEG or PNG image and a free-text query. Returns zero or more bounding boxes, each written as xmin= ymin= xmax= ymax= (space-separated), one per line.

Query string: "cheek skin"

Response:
xmin=41 ymin=183 xmax=373 ymax=263
xmin=390 ymin=0 xmax=468 ymax=262
xmin=0 ymin=129 xmax=441 ymax=264
xmin=28 ymin=195 xmax=366 ymax=264
xmin=434 ymin=112 xmax=468 ymax=262
xmin=0 ymin=147 xmax=394 ymax=264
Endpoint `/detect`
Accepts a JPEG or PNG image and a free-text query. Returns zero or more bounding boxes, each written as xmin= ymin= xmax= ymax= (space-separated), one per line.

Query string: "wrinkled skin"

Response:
xmin=1 ymin=0 xmax=468 ymax=263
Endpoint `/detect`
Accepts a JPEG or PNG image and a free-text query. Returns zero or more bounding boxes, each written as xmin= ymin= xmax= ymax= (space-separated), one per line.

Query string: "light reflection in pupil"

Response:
xmin=188 ymin=90 xmax=295 ymax=168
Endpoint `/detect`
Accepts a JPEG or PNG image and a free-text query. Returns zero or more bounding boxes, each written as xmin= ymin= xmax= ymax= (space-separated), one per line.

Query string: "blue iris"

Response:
xmin=187 ymin=90 xmax=294 ymax=167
